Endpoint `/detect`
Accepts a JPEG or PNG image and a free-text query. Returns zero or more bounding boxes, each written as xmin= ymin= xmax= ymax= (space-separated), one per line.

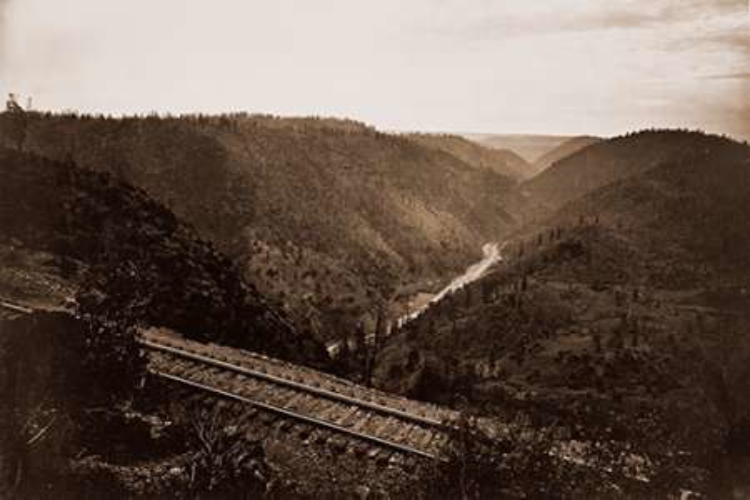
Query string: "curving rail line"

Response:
xmin=0 ymin=300 xmax=33 ymax=315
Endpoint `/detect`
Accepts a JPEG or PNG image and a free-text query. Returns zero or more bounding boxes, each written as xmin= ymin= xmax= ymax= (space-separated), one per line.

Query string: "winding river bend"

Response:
xmin=326 ymin=242 xmax=505 ymax=356
xmin=396 ymin=241 xmax=505 ymax=328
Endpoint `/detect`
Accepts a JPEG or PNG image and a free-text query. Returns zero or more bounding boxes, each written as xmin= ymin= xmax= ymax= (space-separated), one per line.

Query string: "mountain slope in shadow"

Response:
xmin=0 ymin=147 xmax=328 ymax=367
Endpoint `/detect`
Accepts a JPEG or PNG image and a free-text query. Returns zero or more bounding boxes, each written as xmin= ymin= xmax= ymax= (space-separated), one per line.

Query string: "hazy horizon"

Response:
xmin=1 ymin=0 xmax=748 ymax=139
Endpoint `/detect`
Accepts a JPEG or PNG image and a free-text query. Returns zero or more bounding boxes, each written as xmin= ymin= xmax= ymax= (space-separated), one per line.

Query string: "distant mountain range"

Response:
xmin=459 ymin=133 xmax=602 ymax=176
xmin=405 ymin=133 xmax=530 ymax=180
xmin=462 ymin=133 xmax=572 ymax=164
xmin=531 ymin=135 xmax=601 ymax=174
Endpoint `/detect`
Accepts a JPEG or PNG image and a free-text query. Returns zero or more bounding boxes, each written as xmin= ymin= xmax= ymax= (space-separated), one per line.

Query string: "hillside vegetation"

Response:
xmin=375 ymin=131 xmax=750 ymax=495
xmin=0 ymin=112 xmax=521 ymax=343
xmin=547 ymin=152 xmax=750 ymax=278
xmin=0 ymin=148 xmax=326 ymax=366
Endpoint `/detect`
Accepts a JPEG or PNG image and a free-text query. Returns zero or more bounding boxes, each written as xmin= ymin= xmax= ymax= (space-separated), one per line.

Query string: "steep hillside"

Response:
xmin=375 ymin=143 xmax=750 ymax=490
xmin=406 ymin=133 xmax=530 ymax=180
xmin=463 ymin=133 xmax=572 ymax=164
xmin=381 ymin=137 xmax=750 ymax=400
xmin=378 ymin=225 xmax=750 ymax=491
xmin=546 ymin=153 xmax=750 ymax=278
xmin=0 ymin=148 xmax=327 ymax=366
xmin=0 ymin=112 xmax=521 ymax=343
xmin=522 ymin=130 xmax=749 ymax=212
xmin=532 ymin=135 xmax=601 ymax=174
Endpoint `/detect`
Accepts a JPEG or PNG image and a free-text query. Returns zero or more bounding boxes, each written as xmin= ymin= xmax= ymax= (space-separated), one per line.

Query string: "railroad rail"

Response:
xmin=143 ymin=330 xmax=452 ymax=461
xmin=1 ymin=300 xmax=455 ymax=462
xmin=0 ymin=300 xmax=33 ymax=315
xmin=1 ymin=298 xmax=649 ymax=482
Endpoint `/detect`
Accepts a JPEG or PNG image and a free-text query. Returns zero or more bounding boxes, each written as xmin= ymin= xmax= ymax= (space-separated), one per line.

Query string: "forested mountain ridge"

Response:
xmin=521 ymin=130 xmax=749 ymax=213
xmin=0 ymin=112 xmax=521 ymax=343
xmin=0 ymin=147 xmax=328 ymax=366
xmin=545 ymin=150 xmax=750 ymax=279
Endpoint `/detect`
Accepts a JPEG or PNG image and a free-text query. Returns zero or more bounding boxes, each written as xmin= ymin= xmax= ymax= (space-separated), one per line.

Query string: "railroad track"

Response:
xmin=0 ymin=300 xmax=33 ymax=316
xmin=143 ymin=330 xmax=453 ymax=462
xmin=1 ymin=300 xmax=455 ymax=462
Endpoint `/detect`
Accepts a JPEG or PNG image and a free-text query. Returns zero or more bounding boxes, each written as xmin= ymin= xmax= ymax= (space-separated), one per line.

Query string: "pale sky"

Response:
xmin=1 ymin=0 xmax=748 ymax=138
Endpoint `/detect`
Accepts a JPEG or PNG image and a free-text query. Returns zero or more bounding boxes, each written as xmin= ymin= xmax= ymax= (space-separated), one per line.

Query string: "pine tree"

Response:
xmin=374 ymin=308 xmax=385 ymax=353
xmin=3 ymin=93 xmax=28 ymax=152
xmin=354 ymin=320 xmax=366 ymax=354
